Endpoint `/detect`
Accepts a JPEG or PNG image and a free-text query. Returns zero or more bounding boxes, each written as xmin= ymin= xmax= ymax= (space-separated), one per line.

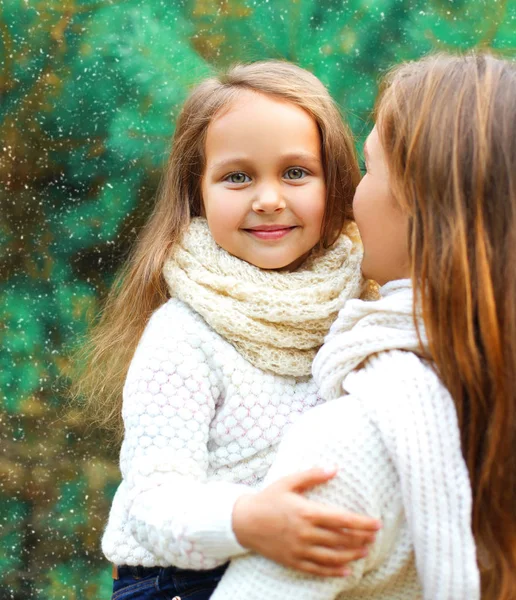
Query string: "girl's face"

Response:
xmin=353 ymin=126 xmax=410 ymax=285
xmin=201 ymin=90 xmax=326 ymax=270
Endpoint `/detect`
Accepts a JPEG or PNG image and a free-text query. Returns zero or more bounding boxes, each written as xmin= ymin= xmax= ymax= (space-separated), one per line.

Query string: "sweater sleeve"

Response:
xmin=121 ymin=301 xmax=249 ymax=569
xmin=344 ymin=353 xmax=481 ymax=600
xmin=212 ymin=400 xmax=391 ymax=600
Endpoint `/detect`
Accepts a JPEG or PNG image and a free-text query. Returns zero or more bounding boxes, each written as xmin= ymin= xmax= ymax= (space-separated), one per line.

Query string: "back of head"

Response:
xmin=376 ymin=53 xmax=516 ymax=599
xmin=72 ymin=60 xmax=359 ymax=441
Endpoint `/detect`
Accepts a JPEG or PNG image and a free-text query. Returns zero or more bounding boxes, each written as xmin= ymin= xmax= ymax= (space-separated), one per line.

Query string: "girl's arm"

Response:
xmin=121 ymin=303 xmax=249 ymax=569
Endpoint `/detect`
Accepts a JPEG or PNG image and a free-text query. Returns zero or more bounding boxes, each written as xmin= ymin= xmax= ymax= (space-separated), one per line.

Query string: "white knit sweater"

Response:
xmin=102 ymin=298 xmax=322 ymax=569
xmin=212 ymin=281 xmax=480 ymax=600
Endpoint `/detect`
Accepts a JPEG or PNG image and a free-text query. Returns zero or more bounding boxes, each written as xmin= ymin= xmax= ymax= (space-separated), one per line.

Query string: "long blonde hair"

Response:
xmin=72 ymin=60 xmax=360 ymax=440
xmin=376 ymin=52 xmax=516 ymax=599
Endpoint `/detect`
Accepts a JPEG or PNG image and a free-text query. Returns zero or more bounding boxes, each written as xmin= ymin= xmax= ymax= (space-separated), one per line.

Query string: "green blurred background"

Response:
xmin=1 ymin=0 xmax=514 ymax=598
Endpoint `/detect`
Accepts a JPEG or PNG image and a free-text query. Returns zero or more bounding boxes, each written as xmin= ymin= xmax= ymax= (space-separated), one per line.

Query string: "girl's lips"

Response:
xmin=244 ymin=226 xmax=296 ymax=240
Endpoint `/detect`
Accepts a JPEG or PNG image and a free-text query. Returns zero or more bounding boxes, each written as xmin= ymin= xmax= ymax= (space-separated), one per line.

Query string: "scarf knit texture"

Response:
xmin=163 ymin=217 xmax=369 ymax=377
xmin=212 ymin=280 xmax=480 ymax=600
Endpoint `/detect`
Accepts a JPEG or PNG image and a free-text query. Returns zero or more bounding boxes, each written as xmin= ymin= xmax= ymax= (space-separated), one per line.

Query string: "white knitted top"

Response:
xmin=102 ymin=298 xmax=322 ymax=568
xmin=102 ymin=220 xmax=367 ymax=569
xmin=212 ymin=281 xmax=480 ymax=600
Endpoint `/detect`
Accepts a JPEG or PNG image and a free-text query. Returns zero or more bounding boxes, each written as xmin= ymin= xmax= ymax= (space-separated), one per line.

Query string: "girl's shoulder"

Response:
xmin=137 ymin=297 xmax=230 ymax=361
xmin=147 ymin=297 xmax=219 ymax=339
xmin=342 ymin=350 xmax=459 ymax=446
xmin=345 ymin=350 xmax=444 ymax=400
xmin=128 ymin=298 xmax=230 ymax=388
xmin=285 ymin=350 xmax=444 ymax=461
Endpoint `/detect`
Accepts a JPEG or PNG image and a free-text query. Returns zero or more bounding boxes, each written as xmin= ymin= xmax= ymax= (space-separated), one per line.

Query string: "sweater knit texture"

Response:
xmin=102 ymin=222 xmax=367 ymax=569
xmin=212 ymin=281 xmax=480 ymax=600
xmin=163 ymin=217 xmax=367 ymax=377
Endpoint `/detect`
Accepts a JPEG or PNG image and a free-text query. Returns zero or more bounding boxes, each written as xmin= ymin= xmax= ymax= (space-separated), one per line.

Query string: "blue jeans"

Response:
xmin=111 ymin=564 xmax=228 ymax=599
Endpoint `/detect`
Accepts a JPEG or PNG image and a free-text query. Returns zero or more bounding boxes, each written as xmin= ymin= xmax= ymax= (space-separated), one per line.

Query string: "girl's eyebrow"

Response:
xmin=210 ymin=157 xmax=252 ymax=171
xmin=209 ymin=152 xmax=321 ymax=172
xmin=281 ymin=151 xmax=321 ymax=164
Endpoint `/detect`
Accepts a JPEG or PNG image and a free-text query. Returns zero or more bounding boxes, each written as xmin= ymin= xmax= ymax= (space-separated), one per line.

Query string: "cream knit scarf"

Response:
xmin=313 ymin=279 xmax=427 ymax=399
xmin=163 ymin=217 xmax=370 ymax=377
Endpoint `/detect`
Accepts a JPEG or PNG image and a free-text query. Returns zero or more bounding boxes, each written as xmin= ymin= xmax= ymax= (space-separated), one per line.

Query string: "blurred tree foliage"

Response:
xmin=0 ymin=0 xmax=514 ymax=597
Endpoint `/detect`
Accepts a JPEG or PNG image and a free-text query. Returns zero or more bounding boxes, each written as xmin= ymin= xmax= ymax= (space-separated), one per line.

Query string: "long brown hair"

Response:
xmin=376 ymin=53 xmax=516 ymax=599
xmin=72 ymin=60 xmax=360 ymax=440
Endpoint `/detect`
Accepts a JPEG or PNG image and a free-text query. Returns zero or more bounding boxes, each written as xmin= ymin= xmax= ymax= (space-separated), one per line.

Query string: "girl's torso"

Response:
xmin=103 ymin=298 xmax=323 ymax=568
xmin=121 ymin=298 xmax=322 ymax=483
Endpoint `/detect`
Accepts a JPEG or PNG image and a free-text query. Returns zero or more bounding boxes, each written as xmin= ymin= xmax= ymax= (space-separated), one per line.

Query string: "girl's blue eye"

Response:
xmin=284 ymin=167 xmax=307 ymax=180
xmin=226 ymin=172 xmax=250 ymax=184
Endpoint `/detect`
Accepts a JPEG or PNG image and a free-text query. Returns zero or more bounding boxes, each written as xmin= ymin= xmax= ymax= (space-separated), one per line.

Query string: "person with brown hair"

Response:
xmin=73 ymin=60 xmax=381 ymax=599
xmin=212 ymin=52 xmax=515 ymax=600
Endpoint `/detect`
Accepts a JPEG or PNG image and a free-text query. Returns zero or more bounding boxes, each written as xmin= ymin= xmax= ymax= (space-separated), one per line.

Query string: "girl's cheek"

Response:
xmin=352 ymin=188 xmax=373 ymax=241
xmin=352 ymin=188 xmax=364 ymax=222
xmin=305 ymin=179 xmax=326 ymax=212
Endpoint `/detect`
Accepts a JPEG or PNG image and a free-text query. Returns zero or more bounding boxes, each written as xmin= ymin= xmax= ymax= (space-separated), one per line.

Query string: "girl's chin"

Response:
xmin=241 ymin=254 xmax=306 ymax=271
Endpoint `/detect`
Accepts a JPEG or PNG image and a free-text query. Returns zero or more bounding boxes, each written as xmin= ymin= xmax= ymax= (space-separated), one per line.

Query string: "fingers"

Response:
xmin=295 ymin=560 xmax=352 ymax=578
xmin=306 ymin=527 xmax=376 ymax=549
xmin=311 ymin=505 xmax=382 ymax=532
xmin=275 ymin=472 xmax=382 ymax=531
xmin=277 ymin=467 xmax=338 ymax=493
xmin=301 ymin=545 xmax=369 ymax=568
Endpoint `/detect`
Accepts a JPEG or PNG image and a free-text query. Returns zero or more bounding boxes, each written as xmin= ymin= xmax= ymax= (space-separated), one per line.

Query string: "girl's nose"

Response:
xmin=252 ymin=186 xmax=286 ymax=213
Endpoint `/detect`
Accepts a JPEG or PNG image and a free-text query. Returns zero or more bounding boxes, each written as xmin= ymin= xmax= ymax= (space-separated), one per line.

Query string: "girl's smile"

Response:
xmin=243 ymin=224 xmax=298 ymax=241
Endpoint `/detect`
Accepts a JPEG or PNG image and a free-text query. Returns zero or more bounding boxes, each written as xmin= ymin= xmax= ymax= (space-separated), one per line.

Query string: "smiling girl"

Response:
xmin=74 ymin=61 xmax=379 ymax=600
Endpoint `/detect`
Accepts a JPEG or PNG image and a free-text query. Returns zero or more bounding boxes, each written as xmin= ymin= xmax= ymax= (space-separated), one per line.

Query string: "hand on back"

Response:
xmin=232 ymin=467 xmax=381 ymax=577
